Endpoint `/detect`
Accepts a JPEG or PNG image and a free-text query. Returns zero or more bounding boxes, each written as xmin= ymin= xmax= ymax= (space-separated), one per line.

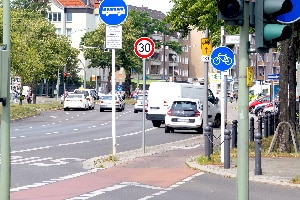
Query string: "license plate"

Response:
xmin=177 ymin=118 xmax=190 ymax=122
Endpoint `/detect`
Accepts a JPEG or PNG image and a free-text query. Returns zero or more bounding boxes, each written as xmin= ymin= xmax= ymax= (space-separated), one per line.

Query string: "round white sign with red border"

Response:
xmin=134 ymin=37 xmax=155 ymax=59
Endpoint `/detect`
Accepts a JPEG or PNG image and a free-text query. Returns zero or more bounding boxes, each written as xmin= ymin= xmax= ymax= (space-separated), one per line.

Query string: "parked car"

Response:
xmin=252 ymin=102 xmax=271 ymax=116
xmin=263 ymin=102 xmax=279 ymax=115
xmin=63 ymin=93 xmax=88 ymax=111
xmin=248 ymin=95 xmax=270 ymax=113
xmin=73 ymin=88 xmax=95 ymax=110
xmin=99 ymin=95 xmax=125 ymax=112
xmin=134 ymin=94 xmax=148 ymax=113
xmin=164 ymin=98 xmax=203 ymax=134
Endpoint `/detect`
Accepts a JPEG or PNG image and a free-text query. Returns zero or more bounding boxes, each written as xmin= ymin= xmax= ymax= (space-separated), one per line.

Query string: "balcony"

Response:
xmin=151 ymin=60 xmax=162 ymax=65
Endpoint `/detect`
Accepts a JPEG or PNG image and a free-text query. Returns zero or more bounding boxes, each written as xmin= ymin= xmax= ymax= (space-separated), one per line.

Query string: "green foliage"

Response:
xmin=4 ymin=8 xmax=79 ymax=87
xmin=166 ymin=0 xmax=240 ymax=47
xmin=11 ymin=0 xmax=50 ymax=15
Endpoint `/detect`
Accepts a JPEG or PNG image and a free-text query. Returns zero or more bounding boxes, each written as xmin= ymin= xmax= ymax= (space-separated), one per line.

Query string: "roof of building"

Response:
xmin=53 ymin=0 xmax=96 ymax=8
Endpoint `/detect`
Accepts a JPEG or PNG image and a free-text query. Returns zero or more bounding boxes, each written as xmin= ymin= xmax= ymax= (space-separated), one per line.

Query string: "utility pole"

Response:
xmin=237 ymin=1 xmax=250 ymax=199
xmin=0 ymin=0 xmax=11 ymax=199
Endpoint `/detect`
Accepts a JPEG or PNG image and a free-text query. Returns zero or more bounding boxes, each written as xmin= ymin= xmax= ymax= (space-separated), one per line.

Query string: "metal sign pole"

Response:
xmin=142 ymin=58 xmax=146 ymax=153
xmin=112 ymin=48 xmax=116 ymax=156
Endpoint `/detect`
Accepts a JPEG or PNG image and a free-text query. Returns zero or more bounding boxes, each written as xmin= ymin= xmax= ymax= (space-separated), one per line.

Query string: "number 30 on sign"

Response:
xmin=134 ymin=37 xmax=155 ymax=59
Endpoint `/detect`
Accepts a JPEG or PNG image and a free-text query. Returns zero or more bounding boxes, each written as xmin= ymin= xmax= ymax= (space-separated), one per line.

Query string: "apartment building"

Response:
xmin=49 ymin=0 xmax=98 ymax=88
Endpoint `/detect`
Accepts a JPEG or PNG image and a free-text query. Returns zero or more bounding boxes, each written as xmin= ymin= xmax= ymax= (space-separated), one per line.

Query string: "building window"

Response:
xmin=66 ymin=13 xmax=72 ymax=22
xmin=48 ymin=12 xmax=61 ymax=22
xmin=56 ymin=28 xmax=61 ymax=35
xmin=66 ymin=28 xmax=72 ymax=37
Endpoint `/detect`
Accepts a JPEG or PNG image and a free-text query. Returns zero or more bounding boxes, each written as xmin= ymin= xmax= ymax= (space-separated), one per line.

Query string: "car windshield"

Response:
xmin=137 ymin=95 xmax=148 ymax=100
xmin=171 ymin=101 xmax=197 ymax=110
xmin=68 ymin=94 xmax=84 ymax=98
xmin=74 ymin=90 xmax=89 ymax=96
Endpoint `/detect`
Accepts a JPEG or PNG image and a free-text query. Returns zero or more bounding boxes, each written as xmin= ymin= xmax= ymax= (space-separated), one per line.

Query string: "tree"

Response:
xmin=7 ymin=9 xmax=79 ymax=103
xmin=277 ymin=21 xmax=300 ymax=152
xmin=165 ymin=0 xmax=239 ymax=47
xmin=10 ymin=0 xmax=50 ymax=15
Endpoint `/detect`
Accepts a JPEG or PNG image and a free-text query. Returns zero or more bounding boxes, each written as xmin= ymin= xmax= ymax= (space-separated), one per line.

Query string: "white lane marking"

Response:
xmin=56 ymin=173 xmax=205 ymax=200
xmin=10 ymin=170 xmax=95 ymax=192
xmin=30 ymin=158 xmax=85 ymax=166
xmin=65 ymin=182 xmax=163 ymax=200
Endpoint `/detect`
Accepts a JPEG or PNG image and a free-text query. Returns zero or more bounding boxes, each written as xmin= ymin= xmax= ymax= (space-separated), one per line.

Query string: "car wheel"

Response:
xmin=100 ymin=108 xmax=104 ymax=112
xmin=196 ymin=126 xmax=203 ymax=134
xmin=134 ymin=109 xmax=138 ymax=113
xmin=165 ymin=126 xmax=170 ymax=133
xmin=64 ymin=108 xmax=68 ymax=111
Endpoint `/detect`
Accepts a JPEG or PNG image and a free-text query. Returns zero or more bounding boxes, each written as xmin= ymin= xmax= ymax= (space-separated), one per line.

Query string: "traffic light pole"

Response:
xmin=0 ymin=0 xmax=11 ymax=199
xmin=237 ymin=1 xmax=250 ymax=199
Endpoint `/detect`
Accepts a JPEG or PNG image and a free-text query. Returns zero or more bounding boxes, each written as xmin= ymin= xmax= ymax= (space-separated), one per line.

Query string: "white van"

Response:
xmin=146 ymin=82 xmax=220 ymax=128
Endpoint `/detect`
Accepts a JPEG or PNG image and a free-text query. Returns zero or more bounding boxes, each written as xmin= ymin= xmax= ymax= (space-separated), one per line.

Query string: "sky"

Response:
xmin=124 ymin=0 xmax=174 ymax=14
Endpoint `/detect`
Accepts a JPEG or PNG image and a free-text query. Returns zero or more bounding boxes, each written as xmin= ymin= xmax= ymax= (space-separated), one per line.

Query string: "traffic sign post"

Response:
xmin=99 ymin=0 xmax=128 ymax=157
xmin=210 ymin=46 xmax=235 ymax=71
xmin=134 ymin=37 xmax=155 ymax=153
xmin=99 ymin=0 xmax=128 ymax=26
xmin=134 ymin=37 xmax=155 ymax=59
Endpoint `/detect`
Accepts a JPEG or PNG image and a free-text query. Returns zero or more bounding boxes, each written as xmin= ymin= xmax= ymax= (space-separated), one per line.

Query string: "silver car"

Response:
xmin=100 ymin=95 xmax=125 ymax=112
xmin=134 ymin=95 xmax=148 ymax=113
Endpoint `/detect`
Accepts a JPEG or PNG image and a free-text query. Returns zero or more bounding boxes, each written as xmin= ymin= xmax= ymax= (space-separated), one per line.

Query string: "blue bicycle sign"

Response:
xmin=210 ymin=46 xmax=234 ymax=71
xmin=212 ymin=53 xmax=233 ymax=66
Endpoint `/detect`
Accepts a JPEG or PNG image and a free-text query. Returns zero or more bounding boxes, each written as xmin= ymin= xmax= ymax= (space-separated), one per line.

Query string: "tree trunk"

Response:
xmin=278 ymin=21 xmax=299 ymax=152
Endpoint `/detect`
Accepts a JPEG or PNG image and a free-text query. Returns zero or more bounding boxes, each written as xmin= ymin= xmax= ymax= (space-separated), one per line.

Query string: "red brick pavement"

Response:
xmin=11 ymin=146 xmax=201 ymax=200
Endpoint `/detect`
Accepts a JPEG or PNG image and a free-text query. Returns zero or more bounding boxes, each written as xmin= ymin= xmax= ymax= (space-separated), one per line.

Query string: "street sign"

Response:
xmin=277 ymin=0 xmax=300 ymax=23
xmin=210 ymin=46 xmax=234 ymax=71
xmin=201 ymin=55 xmax=209 ymax=62
xmin=268 ymin=74 xmax=280 ymax=80
xmin=105 ymin=25 xmax=122 ymax=49
xmin=201 ymin=38 xmax=212 ymax=56
xmin=134 ymin=37 xmax=155 ymax=59
xmin=246 ymin=66 xmax=254 ymax=86
xmin=99 ymin=0 xmax=128 ymax=26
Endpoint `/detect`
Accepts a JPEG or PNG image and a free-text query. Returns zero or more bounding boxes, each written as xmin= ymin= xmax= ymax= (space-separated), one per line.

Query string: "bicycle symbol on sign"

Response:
xmin=212 ymin=53 xmax=233 ymax=66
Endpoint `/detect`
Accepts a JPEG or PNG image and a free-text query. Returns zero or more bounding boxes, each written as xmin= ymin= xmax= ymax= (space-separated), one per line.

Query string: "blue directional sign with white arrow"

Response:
xmin=267 ymin=74 xmax=280 ymax=80
xmin=210 ymin=46 xmax=235 ymax=71
xmin=99 ymin=0 xmax=128 ymax=26
xmin=277 ymin=0 xmax=300 ymax=23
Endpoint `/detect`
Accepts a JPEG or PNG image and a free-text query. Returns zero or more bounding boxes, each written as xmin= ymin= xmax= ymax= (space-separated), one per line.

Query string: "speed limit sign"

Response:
xmin=134 ymin=37 xmax=155 ymax=59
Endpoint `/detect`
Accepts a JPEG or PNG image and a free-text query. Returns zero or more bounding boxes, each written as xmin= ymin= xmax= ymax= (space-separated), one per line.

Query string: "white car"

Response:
xmin=73 ymin=89 xmax=95 ymax=110
xmin=63 ymin=93 xmax=88 ymax=111
xmin=134 ymin=94 xmax=148 ymax=113
xmin=165 ymin=98 xmax=203 ymax=134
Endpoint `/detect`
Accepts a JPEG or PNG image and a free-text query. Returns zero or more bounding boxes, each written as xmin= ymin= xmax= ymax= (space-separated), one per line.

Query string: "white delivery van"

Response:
xmin=146 ymin=82 xmax=220 ymax=128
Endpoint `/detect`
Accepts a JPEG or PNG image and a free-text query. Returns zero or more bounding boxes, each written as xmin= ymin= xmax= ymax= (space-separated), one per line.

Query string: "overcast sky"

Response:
xmin=124 ymin=0 xmax=174 ymax=14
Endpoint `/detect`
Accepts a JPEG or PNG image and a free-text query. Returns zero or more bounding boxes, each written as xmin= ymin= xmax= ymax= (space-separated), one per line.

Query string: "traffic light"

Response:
xmin=63 ymin=72 xmax=68 ymax=82
xmin=217 ymin=0 xmax=244 ymax=26
xmin=255 ymin=0 xmax=293 ymax=53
